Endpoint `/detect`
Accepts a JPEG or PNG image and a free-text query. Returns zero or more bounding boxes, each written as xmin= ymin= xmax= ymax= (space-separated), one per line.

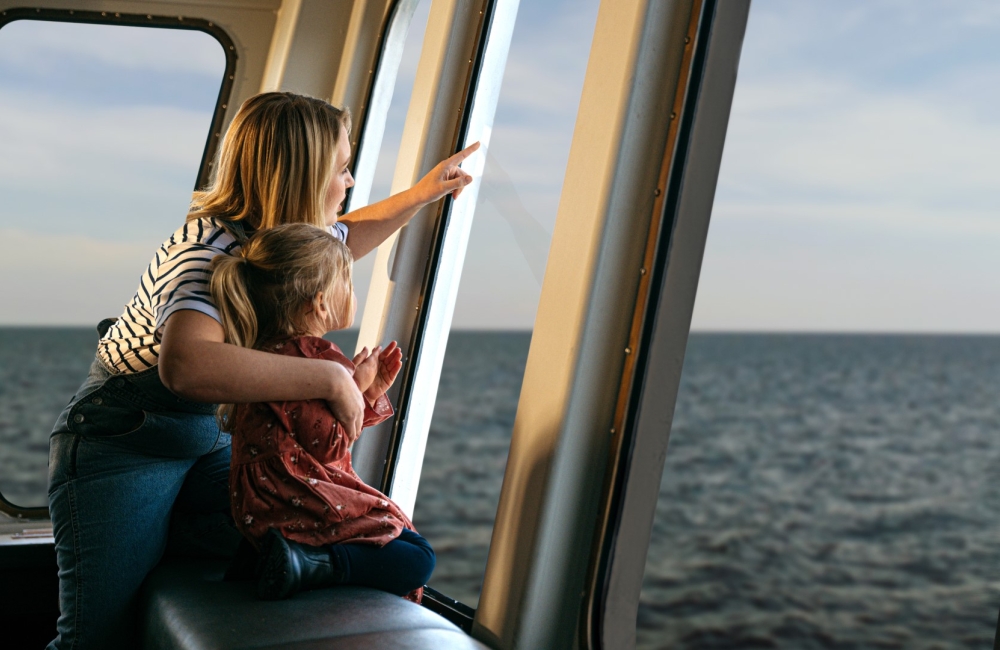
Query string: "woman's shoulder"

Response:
xmin=158 ymin=217 xmax=240 ymax=257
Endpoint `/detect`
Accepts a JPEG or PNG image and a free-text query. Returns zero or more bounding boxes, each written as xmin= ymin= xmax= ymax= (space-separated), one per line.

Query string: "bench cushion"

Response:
xmin=140 ymin=560 xmax=489 ymax=650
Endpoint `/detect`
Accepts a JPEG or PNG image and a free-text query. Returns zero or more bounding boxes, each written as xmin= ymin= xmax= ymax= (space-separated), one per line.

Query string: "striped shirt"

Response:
xmin=99 ymin=217 xmax=349 ymax=374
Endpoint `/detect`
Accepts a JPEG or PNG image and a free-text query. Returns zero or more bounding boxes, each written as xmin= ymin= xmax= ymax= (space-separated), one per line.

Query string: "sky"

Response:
xmin=1 ymin=1 xmax=999 ymax=332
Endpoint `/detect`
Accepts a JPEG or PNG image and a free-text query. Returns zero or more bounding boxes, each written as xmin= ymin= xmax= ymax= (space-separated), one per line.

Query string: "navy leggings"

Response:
xmin=330 ymin=529 xmax=435 ymax=596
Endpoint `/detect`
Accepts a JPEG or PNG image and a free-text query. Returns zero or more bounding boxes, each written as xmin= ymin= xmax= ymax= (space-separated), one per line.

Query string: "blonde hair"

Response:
xmin=210 ymin=223 xmax=354 ymax=428
xmin=189 ymin=92 xmax=351 ymax=231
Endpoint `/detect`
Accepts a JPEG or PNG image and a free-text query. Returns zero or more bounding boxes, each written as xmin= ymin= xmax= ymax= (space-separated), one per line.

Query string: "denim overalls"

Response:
xmin=46 ymin=320 xmax=240 ymax=650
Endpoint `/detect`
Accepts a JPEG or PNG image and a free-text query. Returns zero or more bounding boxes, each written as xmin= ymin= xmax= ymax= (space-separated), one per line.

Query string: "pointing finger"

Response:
xmin=446 ymin=141 xmax=481 ymax=166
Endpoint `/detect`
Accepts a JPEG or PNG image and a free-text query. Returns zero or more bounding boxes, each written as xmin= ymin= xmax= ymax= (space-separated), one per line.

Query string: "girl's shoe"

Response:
xmin=256 ymin=529 xmax=344 ymax=600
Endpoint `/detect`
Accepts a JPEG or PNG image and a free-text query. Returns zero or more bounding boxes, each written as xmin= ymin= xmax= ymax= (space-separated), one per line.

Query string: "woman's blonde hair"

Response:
xmin=210 ymin=223 xmax=354 ymax=428
xmin=189 ymin=92 xmax=351 ymax=231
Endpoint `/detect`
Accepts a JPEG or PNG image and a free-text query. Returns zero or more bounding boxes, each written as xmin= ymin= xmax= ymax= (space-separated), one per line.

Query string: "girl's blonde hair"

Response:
xmin=210 ymin=223 xmax=354 ymax=428
xmin=189 ymin=92 xmax=351 ymax=231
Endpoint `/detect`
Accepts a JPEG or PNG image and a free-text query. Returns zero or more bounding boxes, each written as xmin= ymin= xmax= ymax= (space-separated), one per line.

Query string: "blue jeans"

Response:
xmin=46 ymin=356 xmax=240 ymax=650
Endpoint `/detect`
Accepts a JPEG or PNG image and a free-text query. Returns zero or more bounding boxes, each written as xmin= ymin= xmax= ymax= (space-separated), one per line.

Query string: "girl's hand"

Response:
xmin=413 ymin=142 xmax=480 ymax=204
xmin=364 ymin=341 xmax=402 ymax=402
xmin=352 ymin=346 xmax=378 ymax=393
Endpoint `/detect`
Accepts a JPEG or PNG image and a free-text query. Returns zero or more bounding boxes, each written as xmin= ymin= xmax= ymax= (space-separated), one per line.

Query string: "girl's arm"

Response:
xmin=158 ymin=310 xmax=365 ymax=440
xmin=339 ymin=142 xmax=480 ymax=259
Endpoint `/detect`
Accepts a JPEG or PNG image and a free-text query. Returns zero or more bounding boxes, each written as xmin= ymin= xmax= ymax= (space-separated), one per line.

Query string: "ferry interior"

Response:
xmin=0 ymin=0 xmax=752 ymax=648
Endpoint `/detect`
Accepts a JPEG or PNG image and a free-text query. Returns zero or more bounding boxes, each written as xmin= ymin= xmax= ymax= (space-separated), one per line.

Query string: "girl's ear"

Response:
xmin=310 ymin=291 xmax=328 ymax=320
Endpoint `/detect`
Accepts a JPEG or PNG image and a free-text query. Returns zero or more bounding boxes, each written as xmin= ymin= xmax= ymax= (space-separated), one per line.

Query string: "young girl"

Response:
xmin=210 ymin=223 xmax=433 ymax=601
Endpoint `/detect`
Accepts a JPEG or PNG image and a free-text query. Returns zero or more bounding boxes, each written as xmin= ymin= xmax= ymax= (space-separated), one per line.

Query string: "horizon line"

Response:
xmin=5 ymin=324 xmax=1000 ymax=337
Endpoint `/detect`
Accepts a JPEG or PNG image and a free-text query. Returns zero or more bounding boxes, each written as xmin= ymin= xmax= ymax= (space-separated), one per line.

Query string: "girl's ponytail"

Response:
xmin=210 ymin=252 xmax=258 ymax=431
xmin=210 ymin=253 xmax=259 ymax=351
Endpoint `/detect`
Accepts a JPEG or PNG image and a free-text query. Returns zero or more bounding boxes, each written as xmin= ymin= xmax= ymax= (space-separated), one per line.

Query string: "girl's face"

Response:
xmin=324 ymin=125 xmax=354 ymax=227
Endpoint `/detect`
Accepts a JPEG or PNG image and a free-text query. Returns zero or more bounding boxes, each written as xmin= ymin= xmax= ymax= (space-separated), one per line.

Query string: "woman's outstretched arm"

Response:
xmin=158 ymin=310 xmax=365 ymax=440
xmin=340 ymin=142 xmax=480 ymax=259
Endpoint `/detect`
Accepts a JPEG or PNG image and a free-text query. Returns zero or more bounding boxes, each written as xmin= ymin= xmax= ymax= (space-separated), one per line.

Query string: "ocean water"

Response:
xmin=1 ymin=329 xmax=998 ymax=647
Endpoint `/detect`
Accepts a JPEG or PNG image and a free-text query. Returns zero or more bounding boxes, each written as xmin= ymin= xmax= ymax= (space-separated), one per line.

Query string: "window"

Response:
xmin=345 ymin=0 xmax=431 ymax=353
xmin=0 ymin=15 xmax=228 ymax=513
xmin=638 ymin=1 xmax=1000 ymax=646
xmin=408 ymin=0 xmax=601 ymax=607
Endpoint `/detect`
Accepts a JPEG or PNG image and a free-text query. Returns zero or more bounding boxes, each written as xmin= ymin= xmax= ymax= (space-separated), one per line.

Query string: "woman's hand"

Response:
xmin=338 ymin=142 xmax=482 ymax=259
xmin=364 ymin=341 xmax=402 ymax=402
xmin=325 ymin=363 xmax=365 ymax=443
xmin=412 ymin=142 xmax=481 ymax=204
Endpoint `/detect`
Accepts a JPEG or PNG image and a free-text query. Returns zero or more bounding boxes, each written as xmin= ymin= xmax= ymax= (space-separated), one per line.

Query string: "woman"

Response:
xmin=46 ymin=91 xmax=478 ymax=650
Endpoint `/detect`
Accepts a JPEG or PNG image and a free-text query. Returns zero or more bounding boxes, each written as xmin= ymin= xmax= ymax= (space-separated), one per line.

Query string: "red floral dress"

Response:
xmin=230 ymin=336 xmax=414 ymax=550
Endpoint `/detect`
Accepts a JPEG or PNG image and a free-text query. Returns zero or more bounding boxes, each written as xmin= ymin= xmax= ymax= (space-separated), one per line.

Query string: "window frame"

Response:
xmin=0 ymin=7 xmax=237 ymax=520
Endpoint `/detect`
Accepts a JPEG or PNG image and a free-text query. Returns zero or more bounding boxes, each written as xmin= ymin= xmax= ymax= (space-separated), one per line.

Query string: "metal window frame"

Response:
xmin=0 ymin=7 xmax=238 ymax=520
xmin=470 ymin=0 xmax=749 ymax=647
xmin=350 ymin=0 xmax=520 ymax=521
xmin=586 ymin=2 xmax=751 ymax=648
xmin=376 ymin=0 xmax=500 ymax=501
xmin=341 ymin=0 xmax=421 ymax=214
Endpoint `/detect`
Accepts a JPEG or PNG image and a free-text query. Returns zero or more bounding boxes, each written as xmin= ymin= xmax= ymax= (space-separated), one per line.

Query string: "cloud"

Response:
xmin=692 ymin=0 xmax=1000 ymax=332
xmin=720 ymin=81 xmax=1000 ymax=207
xmin=0 ymin=228 xmax=154 ymax=325
xmin=0 ymin=88 xmax=211 ymax=239
xmin=0 ymin=19 xmax=224 ymax=76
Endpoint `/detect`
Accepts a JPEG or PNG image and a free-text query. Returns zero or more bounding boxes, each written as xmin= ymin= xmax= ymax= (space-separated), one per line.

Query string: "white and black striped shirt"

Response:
xmin=99 ymin=217 xmax=349 ymax=374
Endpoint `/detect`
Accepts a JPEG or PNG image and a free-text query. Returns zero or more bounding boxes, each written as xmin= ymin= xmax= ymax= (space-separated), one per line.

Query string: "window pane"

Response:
xmin=0 ymin=20 xmax=226 ymax=508
xmin=411 ymin=0 xmax=601 ymax=607
xmin=639 ymin=2 xmax=1000 ymax=647
xmin=346 ymin=0 xmax=431 ymax=347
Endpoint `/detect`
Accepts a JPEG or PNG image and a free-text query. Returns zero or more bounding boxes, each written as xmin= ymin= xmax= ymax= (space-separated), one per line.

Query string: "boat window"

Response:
xmin=0 ymin=18 xmax=227 ymax=513
xmin=339 ymin=0 xmax=432 ymax=354
xmin=638 ymin=2 xmax=1000 ymax=647
xmin=408 ymin=0 xmax=601 ymax=608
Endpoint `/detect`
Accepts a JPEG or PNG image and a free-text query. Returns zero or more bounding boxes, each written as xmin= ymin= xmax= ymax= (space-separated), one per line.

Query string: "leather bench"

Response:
xmin=140 ymin=560 xmax=491 ymax=649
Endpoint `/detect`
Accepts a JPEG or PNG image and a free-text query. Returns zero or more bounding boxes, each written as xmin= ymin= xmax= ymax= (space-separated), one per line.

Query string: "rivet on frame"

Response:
xmin=101 ymin=12 xmax=106 ymax=16
xmin=115 ymin=13 xmax=120 ymax=18
xmin=610 ymin=428 xmax=616 ymax=435
xmin=685 ymin=37 xmax=691 ymax=44
xmin=147 ymin=15 xmax=152 ymax=20
xmin=208 ymin=21 xmax=214 ymax=27
xmin=654 ymin=188 xmax=661 ymax=196
xmin=222 ymin=104 xmax=227 ymax=109
xmin=670 ymin=112 xmax=677 ymax=120
xmin=625 ymin=347 xmax=632 ymax=355
xmin=640 ymin=268 xmax=647 ymax=275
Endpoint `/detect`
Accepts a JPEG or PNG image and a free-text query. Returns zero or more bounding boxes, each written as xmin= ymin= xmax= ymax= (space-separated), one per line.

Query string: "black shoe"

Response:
xmin=256 ymin=529 xmax=343 ymax=600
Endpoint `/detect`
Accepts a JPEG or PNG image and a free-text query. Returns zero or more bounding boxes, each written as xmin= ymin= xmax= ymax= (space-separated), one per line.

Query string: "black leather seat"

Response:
xmin=139 ymin=560 xmax=490 ymax=649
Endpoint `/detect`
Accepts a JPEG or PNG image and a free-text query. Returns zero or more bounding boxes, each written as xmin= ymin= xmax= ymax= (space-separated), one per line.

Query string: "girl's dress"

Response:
xmin=230 ymin=335 xmax=415 ymax=550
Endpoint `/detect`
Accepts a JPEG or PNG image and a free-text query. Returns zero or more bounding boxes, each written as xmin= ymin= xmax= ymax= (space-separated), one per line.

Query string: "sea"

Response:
xmin=1 ymin=328 xmax=998 ymax=648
